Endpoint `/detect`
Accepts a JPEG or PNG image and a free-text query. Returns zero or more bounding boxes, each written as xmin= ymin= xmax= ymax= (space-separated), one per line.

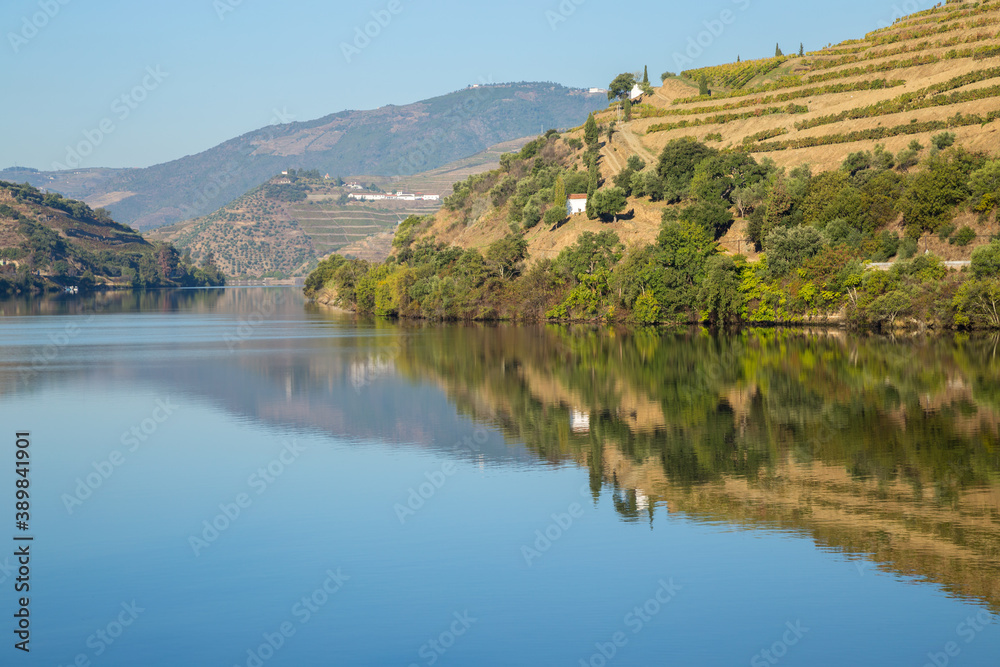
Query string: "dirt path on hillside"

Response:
xmin=617 ymin=124 xmax=656 ymax=164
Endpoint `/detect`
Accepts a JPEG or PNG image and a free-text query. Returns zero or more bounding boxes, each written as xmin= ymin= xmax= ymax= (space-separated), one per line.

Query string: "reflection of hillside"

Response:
xmin=397 ymin=325 xmax=1000 ymax=611
xmin=596 ymin=446 xmax=1000 ymax=613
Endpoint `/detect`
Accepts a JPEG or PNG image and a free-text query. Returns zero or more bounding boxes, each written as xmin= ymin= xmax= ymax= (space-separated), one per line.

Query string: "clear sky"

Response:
xmin=1 ymin=0 xmax=933 ymax=170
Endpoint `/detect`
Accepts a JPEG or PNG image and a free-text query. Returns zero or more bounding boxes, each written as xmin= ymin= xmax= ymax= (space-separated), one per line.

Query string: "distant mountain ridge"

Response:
xmin=6 ymin=83 xmax=607 ymax=230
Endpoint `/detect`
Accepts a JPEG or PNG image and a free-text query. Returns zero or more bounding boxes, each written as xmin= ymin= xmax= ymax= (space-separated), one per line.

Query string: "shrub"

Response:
xmin=543 ymin=207 xmax=565 ymax=226
xmin=951 ymin=225 xmax=976 ymax=246
xmin=931 ymin=131 xmax=957 ymax=150
xmin=898 ymin=237 xmax=918 ymax=259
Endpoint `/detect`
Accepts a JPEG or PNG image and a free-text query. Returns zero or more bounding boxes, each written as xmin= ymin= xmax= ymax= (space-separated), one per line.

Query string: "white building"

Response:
xmin=567 ymin=193 xmax=587 ymax=215
xmin=629 ymin=84 xmax=644 ymax=102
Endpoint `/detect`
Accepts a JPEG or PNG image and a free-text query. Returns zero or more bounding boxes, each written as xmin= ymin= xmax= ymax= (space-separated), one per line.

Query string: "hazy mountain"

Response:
xmin=5 ymin=83 xmax=607 ymax=230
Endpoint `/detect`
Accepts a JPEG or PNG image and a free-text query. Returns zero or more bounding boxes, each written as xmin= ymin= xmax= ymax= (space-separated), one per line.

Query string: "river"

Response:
xmin=1 ymin=287 xmax=998 ymax=666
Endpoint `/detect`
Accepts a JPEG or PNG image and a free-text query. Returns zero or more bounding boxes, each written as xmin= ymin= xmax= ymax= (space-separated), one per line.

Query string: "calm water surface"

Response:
xmin=1 ymin=288 xmax=998 ymax=666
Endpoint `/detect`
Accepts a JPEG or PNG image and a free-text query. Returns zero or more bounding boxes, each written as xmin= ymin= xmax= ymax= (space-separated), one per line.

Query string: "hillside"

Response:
xmin=148 ymin=138 xmax=533 ymax=278
xmin=306 ymin=3 xmax=1000 ymax=330
xmin=4 ymin=83 xmax=607 ymax=230
xmin=414 ymin=2 xmax=1000 ymax=260
xmin=0 ymin=182 xmax=223 ymax=294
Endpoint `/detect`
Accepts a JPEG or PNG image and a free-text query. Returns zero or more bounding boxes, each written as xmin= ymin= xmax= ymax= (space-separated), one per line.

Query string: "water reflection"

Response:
xmin=2 ymin=289 xmax=998 ymax=615
xmin=392 ymin=324 xmax=1000 ymax=612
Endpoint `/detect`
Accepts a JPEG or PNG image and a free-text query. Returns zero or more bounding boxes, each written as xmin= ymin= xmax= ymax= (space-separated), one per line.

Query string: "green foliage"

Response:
xmin=775 ymin=43 xmax=784 ymax=57
xmin=931 ymin=131 xmax=957 ymax=150
xmin=971 ymin=240 xmax=1000 ymax=279
xmin=951 ymin=225 xmax=976 ymax=246
xmin=700 ymin=255 xmax=745 ymax=326
xmin=953 ymin=278 xmax=1000 ymax=328
xmin=608 ymin=73 xmax=637 ymax=101
xmin=968 ymin=159 xmax=1000 ymax=211
xmin=656 ymin=138 xmax=718 ymax=203
xmin=485 ymin=233 xmax=528 ymax=279
xmin=543 ymin=207 xmax=565 ymax=226
xmin=522 ymin=204 xmax=542 ymax=229
xmin=590 ymin=187 xmax=628 ymax=222
xmin=556 ymin=231 xmax=623 ymax=279
xmin=631 ymin=291 xmax=661 ymax=324
xmin=584 ymin=113 xmax=599 ymax=146
xmin=764 ymin=225 xmax=824 ymax=279
xmin=897 ymin=148 xmax=983 ymax=234
xmin=698 ymin=75 xmax=709 ymax=96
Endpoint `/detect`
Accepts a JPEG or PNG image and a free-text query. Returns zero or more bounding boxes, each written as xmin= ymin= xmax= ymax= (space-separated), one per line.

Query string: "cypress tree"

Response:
xmin=553 ymin=175 xmax=566 ymax=209
xmin=699 ymin=75 xmax=709 ymax=96
xmin=799 ymin=43 xmax=804 ymax=56
xmin=584 ymin=113 xmax=599 ymax=147
xmin=775 ymin=43 xmax=783 ymax=57
xmin=642 ymin=66 xmax=649 ymax=85
xmin=586 ymin=161 xmax=599 ymax=219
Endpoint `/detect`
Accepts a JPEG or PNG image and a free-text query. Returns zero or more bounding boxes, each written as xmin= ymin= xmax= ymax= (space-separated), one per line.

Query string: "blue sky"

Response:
xmin=2 ymin=0 xmax=932 ymax=170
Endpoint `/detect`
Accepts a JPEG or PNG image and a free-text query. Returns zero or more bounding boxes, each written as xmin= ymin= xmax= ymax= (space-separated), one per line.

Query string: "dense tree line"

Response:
xmin=0 ymin=181 xmax=224 ymax=293
xmin=305 ymin=133 xmax=1000 ymax=330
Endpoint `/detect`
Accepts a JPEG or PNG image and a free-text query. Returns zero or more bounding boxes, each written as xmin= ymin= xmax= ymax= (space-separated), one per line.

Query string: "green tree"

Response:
xmin=608 ymin=73 xmax=637 ymax=101
xmin=764 ymin=225 xmax=824 ymax=278
xmin=953 ymin=278 xmax=1000 ymax=328
xmin=656 ymin=137 xmax=718 ymax=203
xmin=798 ymin=43 xmax=804 ymax=56
xmin=485 ymin=233 xmax=528 ymax=280
xmin=700 ymin=255 xmax=745 ymax=326
xmin=699 ymin=75 xmax=709 ymax=96
xmin=969 ymin=160 xmax=1000 ymax=212
xmin=971 ymin=240 xmax=1000 ymax=279
xmin=556 ymin=230 xmax=623 ymax=277
xmin=590 ymin=187 xmax=628 ymax=222
xmin=584 ymin=112 xmax=599 ymax=147
xmin=552 ymin=175 xmax=567 ymax=210
xmin=775 ymin=43 xmax=783 ymax=57
xmin=642 ymin=66 xmax=649 ymax=86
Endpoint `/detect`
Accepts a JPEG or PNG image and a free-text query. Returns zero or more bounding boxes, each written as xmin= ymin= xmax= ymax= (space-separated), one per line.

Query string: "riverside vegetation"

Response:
xmin=0 ymin=181 xmax=225 ymax=294
xmin=304 ymin=131 xmax=1000 ymax=330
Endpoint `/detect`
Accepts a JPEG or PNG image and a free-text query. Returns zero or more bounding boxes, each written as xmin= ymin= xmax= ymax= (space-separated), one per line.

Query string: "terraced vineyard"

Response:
xmin=290 ymin=199 xmax=438 ymax=257
xmin=628 ymin=0 xmax=1000 ymax=173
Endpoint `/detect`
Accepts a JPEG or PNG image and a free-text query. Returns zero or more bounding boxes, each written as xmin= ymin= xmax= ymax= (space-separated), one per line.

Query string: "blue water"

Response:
xmin=1 ymin=288 xmax=997 ymax=666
